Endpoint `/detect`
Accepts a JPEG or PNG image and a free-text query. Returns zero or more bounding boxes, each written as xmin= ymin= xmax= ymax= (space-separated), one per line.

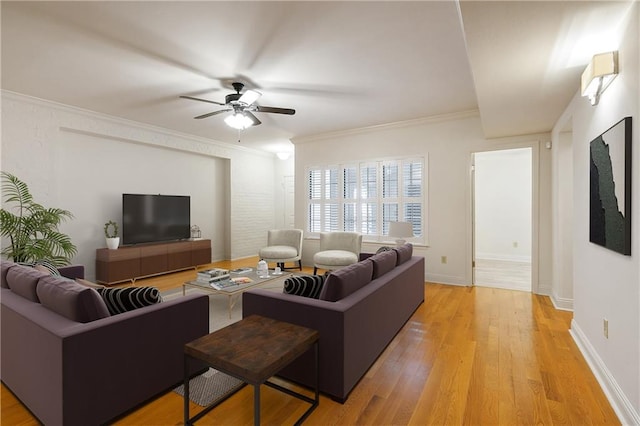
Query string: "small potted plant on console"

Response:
xmin=104 ymin=220 xmax=119 ymax=250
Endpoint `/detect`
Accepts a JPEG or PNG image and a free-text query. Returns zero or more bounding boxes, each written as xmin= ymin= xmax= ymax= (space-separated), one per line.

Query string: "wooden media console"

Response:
xmin=96 ymin=239 xmax=211 ymax=285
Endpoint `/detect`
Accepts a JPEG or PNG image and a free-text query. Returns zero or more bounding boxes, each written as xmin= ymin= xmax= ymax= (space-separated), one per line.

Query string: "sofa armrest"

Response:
xmin=243 ymin=290 xmax=350 ymax=398
xmin=359 ymin=252 xmax=374 ymax=261
xmin=243 ymin=256 xmax=424 ymax=401
xmin=58 ymin=264 xmax=85 ymax=280
xmin=65 ymin=293 xmax=209 ymax=424
xmin=1 ymin=292 xmax=209 ymax=425
xmin=242 ymin=290 xmax=348 ymax=342
xmin=243 ymin=288 xmax=351 ymax=324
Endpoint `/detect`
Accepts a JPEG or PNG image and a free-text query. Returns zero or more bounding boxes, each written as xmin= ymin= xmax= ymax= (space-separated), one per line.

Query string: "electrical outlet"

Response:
xmin=441 ymin=256 xmax=447 ymax=264
xmin=604 ymin=318 xmax=609 ymax=339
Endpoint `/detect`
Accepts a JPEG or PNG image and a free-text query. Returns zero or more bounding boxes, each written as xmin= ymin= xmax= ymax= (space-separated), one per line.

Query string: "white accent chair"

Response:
xmin=313 ymin=232 xmax=362 ymax=275
xmin=258 ymin=229 xmax=304 ymax=271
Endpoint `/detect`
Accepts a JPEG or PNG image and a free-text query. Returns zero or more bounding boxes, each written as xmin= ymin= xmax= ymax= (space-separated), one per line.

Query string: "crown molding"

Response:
xmin=292 ymin=109 xmax=480 ymax=144
xmin=0 ymin=90 xmax=270 ymax=158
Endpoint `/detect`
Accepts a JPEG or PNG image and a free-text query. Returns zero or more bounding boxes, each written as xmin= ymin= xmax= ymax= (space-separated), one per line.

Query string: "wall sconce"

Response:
xmin=581 ymin=51 xmax=618 ymax=106
xmin=276 ymin=152 xmax=291 ymax=160
xmin=388 ymin=221 xmax=414 ymax=246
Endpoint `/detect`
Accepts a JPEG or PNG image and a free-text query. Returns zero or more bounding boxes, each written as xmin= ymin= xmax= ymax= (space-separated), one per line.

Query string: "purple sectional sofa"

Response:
xmin=1 ymin=260 xmax=209 ymax=426
xmin=242 ymin=243 xmax=425 ymax=402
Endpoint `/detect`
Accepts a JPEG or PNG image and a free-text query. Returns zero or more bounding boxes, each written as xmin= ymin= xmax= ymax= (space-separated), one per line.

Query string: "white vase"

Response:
xmin=106 ymin=237 xmax=120 ymax=250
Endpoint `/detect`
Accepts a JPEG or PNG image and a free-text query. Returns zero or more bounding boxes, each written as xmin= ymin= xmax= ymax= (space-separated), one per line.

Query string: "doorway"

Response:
xmin=473 ymin=148 xmax=533 ymax=292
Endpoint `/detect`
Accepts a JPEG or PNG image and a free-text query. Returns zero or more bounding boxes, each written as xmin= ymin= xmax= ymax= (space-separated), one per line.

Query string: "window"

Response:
xmin=307 ymin=157 xmax=426 ymax=243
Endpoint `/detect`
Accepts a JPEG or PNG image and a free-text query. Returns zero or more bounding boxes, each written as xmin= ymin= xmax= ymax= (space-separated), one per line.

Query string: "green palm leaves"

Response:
xmin=0 ymin=172 xmax=77 ymax=266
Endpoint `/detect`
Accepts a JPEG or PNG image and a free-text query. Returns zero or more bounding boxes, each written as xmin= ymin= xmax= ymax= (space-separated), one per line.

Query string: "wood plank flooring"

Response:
xmin=1 ymin=258 xmax=620 ymax=425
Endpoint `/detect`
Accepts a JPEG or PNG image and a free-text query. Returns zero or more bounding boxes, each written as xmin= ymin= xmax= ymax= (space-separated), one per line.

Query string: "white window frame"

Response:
xmin=306 ymin=156 xmax=427 ymax=245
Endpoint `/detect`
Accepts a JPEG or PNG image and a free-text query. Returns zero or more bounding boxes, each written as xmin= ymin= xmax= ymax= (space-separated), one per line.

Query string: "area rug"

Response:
xmin=163 ymin=277 xmax=286 ymax=405
xmin=174 ymin=368 xmax=244 ymax=407
xmin=161 ymin=278 xmax=286 ymax=332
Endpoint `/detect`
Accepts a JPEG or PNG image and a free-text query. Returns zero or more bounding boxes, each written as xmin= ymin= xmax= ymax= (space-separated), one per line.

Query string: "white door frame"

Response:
xmin=467 ymin=140 xmax=540 ymax=293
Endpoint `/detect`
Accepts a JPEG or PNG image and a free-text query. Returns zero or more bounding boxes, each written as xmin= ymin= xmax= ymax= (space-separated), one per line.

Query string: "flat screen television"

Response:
xmin=122 ymin=194 xmax=190 ymax=245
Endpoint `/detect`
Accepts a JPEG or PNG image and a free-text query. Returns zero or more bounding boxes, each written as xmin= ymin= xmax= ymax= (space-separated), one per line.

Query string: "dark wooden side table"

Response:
xmin=183 ymin=314 xmax=320 ymax=425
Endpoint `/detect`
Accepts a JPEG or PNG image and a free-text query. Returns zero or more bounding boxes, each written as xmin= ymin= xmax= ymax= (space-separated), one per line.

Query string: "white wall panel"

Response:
xmin=552 ymin=4 xmax=639 ymax=422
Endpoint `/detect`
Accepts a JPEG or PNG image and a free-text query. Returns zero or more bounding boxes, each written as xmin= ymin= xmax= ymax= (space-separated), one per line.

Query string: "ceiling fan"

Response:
xmin=180 ymin=82 xmax=295 ymax=130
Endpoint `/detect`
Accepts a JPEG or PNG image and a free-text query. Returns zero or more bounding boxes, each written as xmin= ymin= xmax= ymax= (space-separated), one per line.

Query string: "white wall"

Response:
xmin=293 ymin=113 xmax=553 ymax=292
xmin=551 ymin=130 xmax=574 ymax=310
xmin=474 ymin=148 xmax=532 ymax=262
xmin=552 ymin=4 xmax=639 ymax=423
xmin=1 ymin=92 xmax=278 ymax=279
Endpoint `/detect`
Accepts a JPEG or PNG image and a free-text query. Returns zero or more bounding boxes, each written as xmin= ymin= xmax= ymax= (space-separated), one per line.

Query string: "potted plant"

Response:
xmin=104 ymin=220 xmax=119 ymax=250
xmin=0 ymin=172 xmax=77 ymax=266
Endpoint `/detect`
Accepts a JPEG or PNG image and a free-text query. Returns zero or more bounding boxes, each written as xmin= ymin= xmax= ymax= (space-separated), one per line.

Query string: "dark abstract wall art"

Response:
xmin=589 ymin=116 xmax=632 ymax=255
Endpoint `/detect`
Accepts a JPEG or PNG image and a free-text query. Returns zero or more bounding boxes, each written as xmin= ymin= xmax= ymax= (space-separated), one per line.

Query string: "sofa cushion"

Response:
xmin=57 ymin=264 xmax=85 ymax=280
xmin=260 ymin=245 xmax=298 ymax=259
xmin=393 ymin=243 xmax=413 ymax=265
xmin=37 ymin=276 xmax=111 ymax=323
xmin=1 ymin=260 xmax=17 ymax=288
xmin=6 ymin=265 xmax=47 ymax=302
xmin=96 ymin=287 xmax=163 ymax=315
xmin=313 ymin=250 xmax=359 ymax=268
xmin=376 ymin=246 xmax=394 ymax=254
xmin=14 ymin=259 xmax=62 ymax=276
xmin=76 ymin=278 xmax=106 ymax=289
xmin=319 ymin=260 xmax=373 ymax=302
xmin=370 ymin=250 xmax=397 ymax=279
xmin=284 ymin=274 xmax=325 ymax=299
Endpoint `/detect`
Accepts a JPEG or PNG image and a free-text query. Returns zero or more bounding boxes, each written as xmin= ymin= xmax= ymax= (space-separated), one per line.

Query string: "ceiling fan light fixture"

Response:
xmin=183 ymin=82 xmax=293 ymax=127
xmin=224 ymin=112 xmax=253 ymax=130
xmin=238 ymin=89 xmax=261 ymax=106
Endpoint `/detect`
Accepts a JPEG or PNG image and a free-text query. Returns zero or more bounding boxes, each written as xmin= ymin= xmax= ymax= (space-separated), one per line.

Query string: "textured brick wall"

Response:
xmin=1 ymin=92 xmax=278 ymax=278
xmin=230 ymin=150 xmax=276 ymax=259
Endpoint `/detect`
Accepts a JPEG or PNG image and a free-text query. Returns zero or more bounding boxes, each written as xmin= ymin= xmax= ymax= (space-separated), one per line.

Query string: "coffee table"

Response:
xmin=183 ymin=270 xmax=290 ymax=318
xmin=183 ymin=314 xmax=319 ymax=425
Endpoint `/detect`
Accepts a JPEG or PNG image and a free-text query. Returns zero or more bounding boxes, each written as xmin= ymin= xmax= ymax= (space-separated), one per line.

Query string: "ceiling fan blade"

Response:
xmin=238 ymin=89 xmax=261 ymax=106
xmin=245 ymin=111 xmax=262 ymax=126
xmin=255 ymin=105 xmax=296 ymax=115
xmin=194 ymin=109 xmax=231 ymax=119
xmin=180 ymin=95 xmax=226 ymax=106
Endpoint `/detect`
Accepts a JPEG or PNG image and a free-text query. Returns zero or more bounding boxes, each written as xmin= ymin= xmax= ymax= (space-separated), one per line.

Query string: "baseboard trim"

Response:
xmin=550 ymin=293 xmax=573 ymax=311
xmin=475 ymin=254 xmax=532 ymax=263
xmin=537 ymin=282 xmax=552 ymax=295
xmin=570 ymin=320 xmax=640 ymax=425
xmin=425 ymin=273 xmax=468 ymax=286
xmin=474 ymin=281 xmax=531 ymax=292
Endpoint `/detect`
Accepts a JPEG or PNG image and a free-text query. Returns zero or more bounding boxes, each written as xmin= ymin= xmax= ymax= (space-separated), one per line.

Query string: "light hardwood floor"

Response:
xmin=474 ymin=258 xmax=532 ymax=291
xmin=1 ymin=258 xmax=620 ymax=425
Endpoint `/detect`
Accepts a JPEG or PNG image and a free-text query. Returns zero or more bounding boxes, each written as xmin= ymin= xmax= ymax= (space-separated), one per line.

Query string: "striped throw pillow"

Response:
xmin=18 ymin=259 xmax=61 ymax=276
xmin=97 ymin=287 xmax=162 ymax=315
xmin=283 ymin=275 xmax=326 ymax=299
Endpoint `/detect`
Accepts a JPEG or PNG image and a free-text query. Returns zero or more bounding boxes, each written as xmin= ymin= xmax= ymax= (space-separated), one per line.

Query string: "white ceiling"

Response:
xmin=1 ymin=1 xmax=634 ymax=154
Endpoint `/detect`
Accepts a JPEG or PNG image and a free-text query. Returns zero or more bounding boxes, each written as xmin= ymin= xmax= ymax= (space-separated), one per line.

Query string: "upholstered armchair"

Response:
xmin=313 ymin=231 xmax=362 ymax=274
xmin=258 ymin=229 xmax=304 ymax=271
